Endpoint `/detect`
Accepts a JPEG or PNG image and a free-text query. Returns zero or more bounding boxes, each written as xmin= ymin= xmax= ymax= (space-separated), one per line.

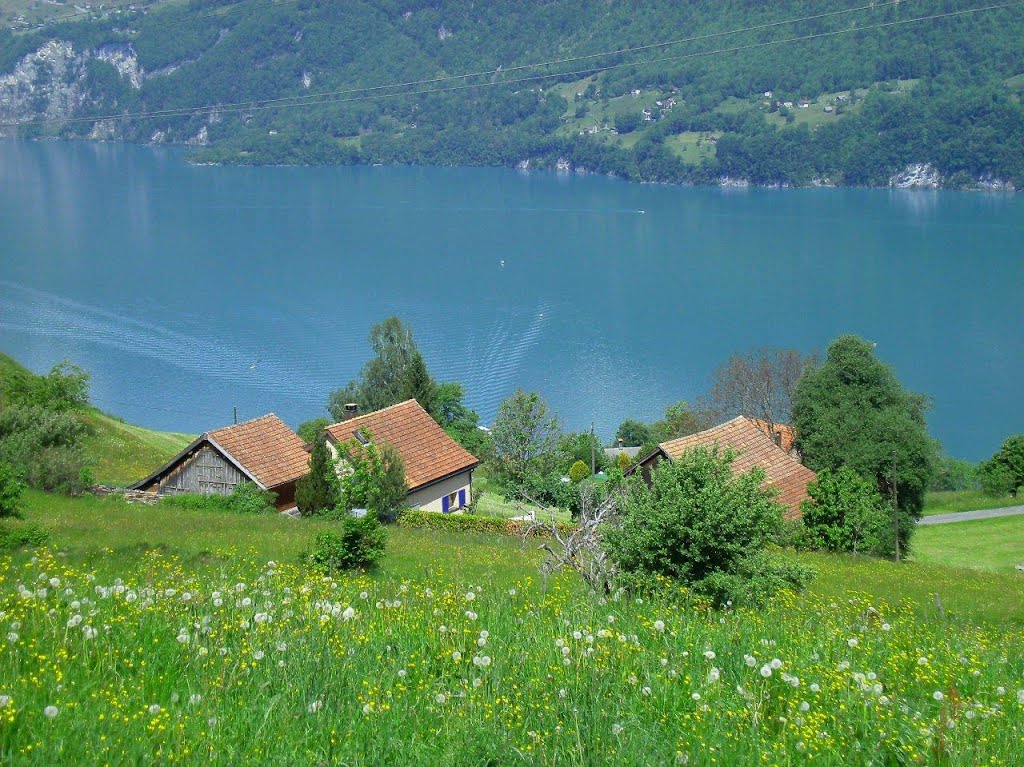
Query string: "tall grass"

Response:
xmin=0 ymin=549 xmax=1021 ymax=765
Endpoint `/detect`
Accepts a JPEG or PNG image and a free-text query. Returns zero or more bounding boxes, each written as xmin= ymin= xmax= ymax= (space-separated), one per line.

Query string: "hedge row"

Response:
xmin=396 ymin=511 xmax=576 ymax=538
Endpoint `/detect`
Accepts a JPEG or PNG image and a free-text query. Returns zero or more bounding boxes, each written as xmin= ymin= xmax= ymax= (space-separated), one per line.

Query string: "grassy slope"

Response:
xmin=8 ymin=490 xmax=1024 ymax=627
xmin=913 ymin=515 xmax=1024 ymax=573
xmin=80 ymin=408 xmax=193 ymax=486
xmin=922 ymin=490 xmax=1022 ymax=516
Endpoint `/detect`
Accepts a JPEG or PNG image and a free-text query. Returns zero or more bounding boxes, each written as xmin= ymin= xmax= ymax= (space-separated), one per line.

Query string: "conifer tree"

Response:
xmin=295 ymin=433 xmax=341 ymax=516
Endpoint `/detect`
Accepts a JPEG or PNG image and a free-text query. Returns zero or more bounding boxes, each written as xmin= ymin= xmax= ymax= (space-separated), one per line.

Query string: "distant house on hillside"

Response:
xmin=604 ymin=446 xmax=641 ymax=463
xmin=131 ymin=414 xmax=309 ymax=511
xmin=628 ymin=416 xmax=816 ymax=519
xmin=324 ymin=400 xmax=479 ymax=513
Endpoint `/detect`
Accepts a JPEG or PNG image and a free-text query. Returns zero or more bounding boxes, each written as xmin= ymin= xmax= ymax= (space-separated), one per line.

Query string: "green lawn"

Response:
xmin=6 ymin=489 xmax=1024 ymax=627
xmin=913 ymin=514 xmax=1024 ymax=574
xmin=922 ymin=489 xmax=1021 ymax=516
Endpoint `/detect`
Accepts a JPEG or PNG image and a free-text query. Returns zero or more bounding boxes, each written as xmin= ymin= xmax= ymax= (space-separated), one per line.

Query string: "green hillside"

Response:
xmin=1 ymin=0 xmax=1022 ymax=187
xmin=0 ymin=352 xmax=192 ymax=486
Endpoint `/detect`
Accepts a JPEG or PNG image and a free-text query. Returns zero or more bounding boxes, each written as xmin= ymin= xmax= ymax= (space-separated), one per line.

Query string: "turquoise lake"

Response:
xmin=1 ymin=140 xmax=1021 ymax=460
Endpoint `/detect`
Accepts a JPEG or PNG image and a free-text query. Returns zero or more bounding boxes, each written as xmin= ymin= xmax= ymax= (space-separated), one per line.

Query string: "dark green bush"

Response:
xmin=800 ymin=467 xmax=896 ymax=557
xmin=0 ymin=522 xmax=49 ymax=550
xmin=396 ymin=510 xmax=574 ymax=538
xmin=306 ymin=515 xmax=387 ymax=572
xmin=0 ymin=460 xmax=25 ymax=519
xmin=0 ymin=405 xmax=88 ymax=493
xmin=696 ymin=554 xmax=815 ymax=608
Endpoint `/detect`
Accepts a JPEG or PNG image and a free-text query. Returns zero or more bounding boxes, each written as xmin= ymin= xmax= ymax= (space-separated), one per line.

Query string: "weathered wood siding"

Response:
xmin=154 ymin=445 xmax=246 ymax=497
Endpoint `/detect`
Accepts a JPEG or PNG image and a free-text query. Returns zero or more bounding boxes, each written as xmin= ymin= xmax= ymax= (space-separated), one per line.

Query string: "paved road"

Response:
xmin=918 ymin=505 xmax=1024 ymax=525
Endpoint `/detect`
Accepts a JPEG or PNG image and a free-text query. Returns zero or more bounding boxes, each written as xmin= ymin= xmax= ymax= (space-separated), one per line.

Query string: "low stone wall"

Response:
xmin=91 ymin=486 xmax=160 ymax=505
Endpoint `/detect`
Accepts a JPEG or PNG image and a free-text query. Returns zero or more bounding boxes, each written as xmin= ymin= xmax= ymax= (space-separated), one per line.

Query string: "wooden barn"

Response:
xmin=131 ymin=414 xmax=309 ymax=511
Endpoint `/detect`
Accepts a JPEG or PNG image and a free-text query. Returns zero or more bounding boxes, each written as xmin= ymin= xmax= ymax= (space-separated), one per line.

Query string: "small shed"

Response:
xmin=131 ymin=414 xmax=309 ymax=511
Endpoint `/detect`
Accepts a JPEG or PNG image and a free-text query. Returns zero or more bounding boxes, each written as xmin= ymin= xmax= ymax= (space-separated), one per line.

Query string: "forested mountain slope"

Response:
xmin=1 ymin=0 xmax=1022 ymax=188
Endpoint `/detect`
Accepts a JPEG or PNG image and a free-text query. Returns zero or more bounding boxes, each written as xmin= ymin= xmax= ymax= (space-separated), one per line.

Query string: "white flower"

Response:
xmin=66 ymin=615 xmax=82 ymax=628
xmin=508 ymin=588 xmax=516 ymax=596
xmin=359 ymin=591 xmax=369 ymax=600
xmin=558 ymin=688 xmax=567 ymax=699
xmin=653 ymin=620 xmax=665 ymax=633
xmin=439 ymin=625 xmax=447 ymax=633
xmin=703 ymin=650 xmax=716 ymax=660
xmin=176 ymin=632 xmax=189 ymax=644
xmin=1016 ymin=689 xmax=1024 ymax=705
xmin=452 ymin=651 xmax=462 ymax=662
xmin=642 ymin=686 xmax=652 ymax=696
xmin=607 ymin=615 xmax=615 ymax=624
xmin=44 ymin=705 xmax=59 ymax=719
xmin=397 ymin=669 xmax=407 ymax=678
xmin=799 ymin=701 xmax=810 ymax=712
xmin=82 ymin=626 xmax=97 ymax=640
xmin=933 ymin=691 xmax=945 ymax=702
xmin=276 ymin=642 xmax=287 ymax=652
xmin=572 ymin=630 xmax=583 ymax=640
xmin=848 ymin=638 xmax=859 ymax=648
xmin=189 ymin=694 xmax=202 ymax=705
xmin=480 ymin=630 xmax=489 ymax=639
xmin=661 ymin=658 xmax=669 ymax=667
xmin=308 ymin=700 xmax=323 ymax=714
xmin=362 ymin=703 xmax=372 ymax=715
xmin=0 ymin=695 xmax=10 ymax=708
xmin=435 ymin=693 xmax=446 ymax=704
xmin=342 ymin=607 xmax=355 ymax=621
xmin=760 ymin=665 xmax=772 ymax=678
xmin=611 ymin=723 xmax=624 ymax=736
xmin=474 ymin=655 xmax=492 ymax=668
xmin=6 ymin=633 xmax=18 ymax=643
xmin=918 ymin=657 xmax=929 ymax=666
xmin=473 ymin=677 xmax=483 ymax=688
xmin=770 ymin=658 xmax=782 ymax=670
xmin=465 ymin=611 xmax=477 ymax=621
xmin=691 ymin=692 xmax=701 ymax=701
xmin=881 ymin=623 xmax=891 ymax=631
xmin=477 ymin=638 xmax=486 ymax=647
xmin=744 ymin=654 xmax=756 ymax=667
xmin=465 ymin=591 xmax=475 ymax=602
xmin=148 ymin=704 xmax=161 ymax=715
xmin=253 ymin=651 xmax=264 ymax=661
xmin=708 ymin=667 xmax=720 ymax=683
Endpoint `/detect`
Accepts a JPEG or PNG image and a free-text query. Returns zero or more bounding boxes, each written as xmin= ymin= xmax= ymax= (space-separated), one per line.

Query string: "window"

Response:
xmin=449 ymin=492 xmax=459 ymax=510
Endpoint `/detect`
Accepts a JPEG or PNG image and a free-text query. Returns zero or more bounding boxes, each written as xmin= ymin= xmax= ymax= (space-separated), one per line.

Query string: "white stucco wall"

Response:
xmin=407 ymin=471 xmax=473 ymax=513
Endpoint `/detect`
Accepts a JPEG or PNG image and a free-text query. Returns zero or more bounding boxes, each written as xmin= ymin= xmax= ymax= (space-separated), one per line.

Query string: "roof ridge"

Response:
xmin=659 ymin=414 xmax=749 ymax=450
xmin=325 ymin=399 xmax=420 ymax=431
xmin=208 ymin=412 xmax=279 ymax=435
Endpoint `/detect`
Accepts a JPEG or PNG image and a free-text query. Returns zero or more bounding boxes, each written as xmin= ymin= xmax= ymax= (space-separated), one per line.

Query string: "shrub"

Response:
xmin=306 ymin=515 xmax=387 ymax=572
xmin=696 ymin=554 xmax=815 ymax=608
xmin=801 ymin=467 xmax=896 ymax=557
xmin=296 ymin=417 xmax=329 ymax=445
xmin=0 ymin=460 xmax=25 ymax=519
xmin=0 ymin=405 xmax=87 ymax=493
xmin=978 ymin=435 xmax=1024 ymax=496
xmin=568 ymin=460 xmax=590 ymax=482
xmin=616 ymin=451 xmax=633 ymax=471
xmin=339 ymin=434 xmax=407 ymax=522
xmin=296 ymin=433 xmax=341 ymax=516
xmin=396 ymin=510 xmax=574 ymax=539
xmin=604 ymin=447 xmax=792 ymax=605
xmin=0 ymin=522 xmax=49 ymax=550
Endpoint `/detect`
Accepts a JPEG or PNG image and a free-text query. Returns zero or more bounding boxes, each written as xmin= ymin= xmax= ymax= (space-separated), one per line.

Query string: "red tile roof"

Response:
xmin=207 ymin=414 xmax=309 ymax=489
xmin=658 ymin=416 xmax=816 ymax=519
xmin=325 ymin=400 xmax=479 ymax=492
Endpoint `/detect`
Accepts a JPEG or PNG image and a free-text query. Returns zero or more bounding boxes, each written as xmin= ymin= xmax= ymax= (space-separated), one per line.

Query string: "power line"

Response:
xmin=4 ymin=0 xmax=1018 ymax=129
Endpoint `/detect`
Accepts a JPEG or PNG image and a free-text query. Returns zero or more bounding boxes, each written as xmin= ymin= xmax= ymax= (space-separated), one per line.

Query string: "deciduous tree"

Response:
xmin=792 ymin=336 xmax=936 ymax=551
xmin=492 ymin=390 xmax=561 ymax=488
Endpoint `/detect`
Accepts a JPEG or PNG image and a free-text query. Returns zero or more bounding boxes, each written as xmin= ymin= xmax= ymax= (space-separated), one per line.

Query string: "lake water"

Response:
xmin=1 ymin=140 xmax=1021 ymax=460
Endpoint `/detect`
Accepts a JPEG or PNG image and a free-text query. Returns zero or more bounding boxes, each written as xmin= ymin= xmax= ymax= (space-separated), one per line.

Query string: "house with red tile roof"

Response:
xmin=324 ymin=399 xmax=480 ymax=513
xmin=131 ymin=414 xmax=309 ymax=511
xmin=630 ymin=416 xmax=816 ymax=519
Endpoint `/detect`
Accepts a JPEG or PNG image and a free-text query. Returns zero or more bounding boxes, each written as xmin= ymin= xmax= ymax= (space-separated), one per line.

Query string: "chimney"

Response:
xmin=617 ymin=437 xmax=624 ymax=447
xmin=343 ymin=403 xmax=359 ymax=420
xmin=773 ymin=430 xmax=783 ymax=447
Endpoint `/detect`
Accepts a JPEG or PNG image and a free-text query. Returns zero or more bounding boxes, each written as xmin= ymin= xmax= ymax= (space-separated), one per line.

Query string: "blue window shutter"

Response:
xmin=459 ymin=489 xmax=466 ymax=508
xmin=442 ymin=494 xmax=450 ymax=513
